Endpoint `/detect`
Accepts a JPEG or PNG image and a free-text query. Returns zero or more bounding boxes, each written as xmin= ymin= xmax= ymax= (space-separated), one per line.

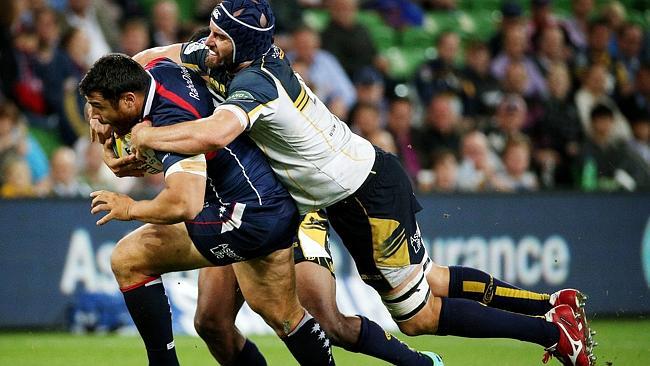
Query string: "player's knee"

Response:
xmin=110 ymin=236 xmax=146 ymax=281
xmin=194 ymin=311 xmax=231 ymax=340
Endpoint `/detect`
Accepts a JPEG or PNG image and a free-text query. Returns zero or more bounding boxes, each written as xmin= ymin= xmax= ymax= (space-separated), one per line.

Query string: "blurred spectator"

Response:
xmin=578 ymin=104 xmax=650 ymax=191
xmin=534 ymin=63 xmax=584 ymax=188
xmin=0 ymin=102 xmax=49 ymax=189
xmin=150 ymin=0 xmax=181 ymax=46
xmin=492 ymin=134 xmax=539 ymax=192
xmin=0 ymin=158 xmax=36 ymax=198
xmin=386 ymin=97 xmax=420 ymax=180
xmin=489 ymin=1 xmax=524 ymax=57
xmin=321 ymin=0 xmax=381 ymax=78
xmin=619 ymin=63 xmax=650 ymax=121
xmin=49 ymin=146 xmax=90 ymax=197
xmin=129 ymin=173 xmax=166 ymax=199
xmin=528 ymin=0 xmax=560 ymax=52
xmin=600 ymin=0 xmax=627 ymax=56
xmin=617 ymin=23 xmax=645 ymax=91
xmin=39 ymin=27 xmax=90 ymax=145
xmin=575 ymin=63 xmax=631 ymax=142
xmin=415 ymin=94 xmax=462 ymax=168
xmin=288 ymin=26 xmax=356 ymax=119
xmin=33 ymin=7 xmax=63 ymax=65
xmin=628 ymin=114 xmax=650 ymax=166
xmin=562 ymin=0 xmax=594 ymax=52
xmin=534 ymin=26 xmax=570 ymax=77
xmin=364 ymin=0 xmax=424 ymax=29
xmin=574 ymin=18 xmax=630 ymax=96
xmin=414 ymin=31 xmax=463 ymax=105
xmin=460 ymin=41 xmax=502 ymax=118
xmin=350 ymin=103 xmax=396 ymax=153
xmin=76 ymin=139 xmax=135 ymax=194
xmin=491 ymin=24 xmax=548 ymax=99
xmin=352 ymin=66 xmax=387 ymax=122
xmin=484 ymin=94 xmax=528 ymax=154
xmin=456 ymin=130 xmax=504 ymax=192
xmin=418 ymin=148 xmax=459 ymax=193
xmin=119 ymin=18 xmax=151 ymax=57
xmin=65 ymin=0 xmax=115 ymax=64
xmin=12 ymin=24 xmax=48 ymax=116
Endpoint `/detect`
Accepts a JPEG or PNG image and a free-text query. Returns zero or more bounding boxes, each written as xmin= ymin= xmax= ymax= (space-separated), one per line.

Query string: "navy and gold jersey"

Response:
xmin=181 ymin=41 xmax=375 ymax=214
xmin=142 ymin=58 xmax=289 ymax=206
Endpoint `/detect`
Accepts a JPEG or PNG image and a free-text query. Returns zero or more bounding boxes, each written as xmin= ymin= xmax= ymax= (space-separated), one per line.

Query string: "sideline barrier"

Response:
xmin=1 ymin=193 xmax=649 ymax=333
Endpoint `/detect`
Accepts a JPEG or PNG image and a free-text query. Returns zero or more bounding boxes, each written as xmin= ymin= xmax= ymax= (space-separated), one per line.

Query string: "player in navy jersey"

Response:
xmin=79 ymin=54 xmax=335 ymax=366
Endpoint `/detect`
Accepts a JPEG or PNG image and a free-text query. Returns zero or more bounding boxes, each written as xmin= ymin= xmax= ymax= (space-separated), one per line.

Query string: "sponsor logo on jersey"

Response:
xmin=210 ymin=243 xmax=246 ymax=261
xmin=227 ymin=90 xmax=255 ymax=102
xmin=180 ymin=67 xmax=201 ymax=101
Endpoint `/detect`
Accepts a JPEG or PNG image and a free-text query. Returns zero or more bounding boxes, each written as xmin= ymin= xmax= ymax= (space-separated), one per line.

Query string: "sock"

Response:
xmin=437 ymin=297 xmax=559 ymax=348
xmin=448 ymin=266 xmax=552 ymax=315
xmin=352 ymin=316 xmax=433 ymax=366
xmin=121 ymin=277 xmax=179 ymax=366
xmin=282 ymin=312 xmax=335 ymax=366
xmin=231 ymin=339 xmax=267 ymax=366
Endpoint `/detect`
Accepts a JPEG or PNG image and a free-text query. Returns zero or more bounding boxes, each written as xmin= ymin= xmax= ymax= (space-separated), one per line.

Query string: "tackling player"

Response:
xmin=80 ymin=54 xmax=336 ymax=366
xmin=125 ymin=1 xmax=596 ymax=365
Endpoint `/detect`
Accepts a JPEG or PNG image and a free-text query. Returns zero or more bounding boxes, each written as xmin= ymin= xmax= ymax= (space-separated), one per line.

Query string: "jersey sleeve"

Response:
xmin=222 ymin=69 xmax=279 ymax=129
xmin=180 ymin=40 xmax=210 ymax=74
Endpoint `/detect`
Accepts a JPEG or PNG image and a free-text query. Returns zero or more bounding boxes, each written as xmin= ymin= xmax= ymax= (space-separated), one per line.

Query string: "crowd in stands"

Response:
xmin=1 ymin=0 xmax=649 ymax=199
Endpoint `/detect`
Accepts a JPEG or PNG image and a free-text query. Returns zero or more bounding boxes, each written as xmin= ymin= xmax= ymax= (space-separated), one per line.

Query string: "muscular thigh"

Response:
xmin=115 ymin=223 xmax=213 ymax=275
xmin=327 ymin=150 xmax=429 ymax=293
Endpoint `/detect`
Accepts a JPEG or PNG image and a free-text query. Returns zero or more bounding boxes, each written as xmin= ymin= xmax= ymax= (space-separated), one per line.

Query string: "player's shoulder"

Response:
xmin=145 ymin=57 xmax=183 ymax=77
xmin=228 ymin=64 xmax=277 ymax=100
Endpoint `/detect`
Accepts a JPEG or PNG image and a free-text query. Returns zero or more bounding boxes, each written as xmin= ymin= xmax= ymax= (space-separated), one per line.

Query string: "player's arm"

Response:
xmin=90 ymin=157 xmax=207 ymax=225
xmin=132 ymin=44 xmax=183 ymax=66
xmin=131 ymin=106 xmax=247 ymax=155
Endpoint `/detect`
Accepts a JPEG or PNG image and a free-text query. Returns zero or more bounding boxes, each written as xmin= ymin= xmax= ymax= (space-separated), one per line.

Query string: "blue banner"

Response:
xmin=1 ymin=194 xmax=649 ymax=333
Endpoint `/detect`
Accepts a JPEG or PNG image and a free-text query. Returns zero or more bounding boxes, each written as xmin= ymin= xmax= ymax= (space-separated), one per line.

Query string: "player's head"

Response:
xmin=187 ymin=26 xmax=221 ymax=69
xmin=206 ymin=0 xmax=275 ymax=69
xmin=79 ymin=53 xmax=149 ymax=136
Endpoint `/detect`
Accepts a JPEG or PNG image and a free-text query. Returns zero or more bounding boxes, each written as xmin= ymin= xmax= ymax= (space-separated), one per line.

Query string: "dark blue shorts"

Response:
xmin=186 ymin=197 xmax=300 ymax=266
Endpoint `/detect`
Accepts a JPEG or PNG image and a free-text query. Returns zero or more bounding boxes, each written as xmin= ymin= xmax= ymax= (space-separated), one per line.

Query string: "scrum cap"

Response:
xmin=210 ymin=0 xmax=275 ymax=65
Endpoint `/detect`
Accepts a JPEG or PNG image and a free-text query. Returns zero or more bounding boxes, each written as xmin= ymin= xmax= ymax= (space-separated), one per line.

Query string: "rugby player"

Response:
xmin=79 ymin=54 xmax=336 ymax=366
xmin=124 ymin=1 xmax=596 ymax=365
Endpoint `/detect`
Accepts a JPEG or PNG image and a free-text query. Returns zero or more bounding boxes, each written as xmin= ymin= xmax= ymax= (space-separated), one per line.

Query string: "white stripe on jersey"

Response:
xmin=223 ymin=146 xmax=263 ymax=205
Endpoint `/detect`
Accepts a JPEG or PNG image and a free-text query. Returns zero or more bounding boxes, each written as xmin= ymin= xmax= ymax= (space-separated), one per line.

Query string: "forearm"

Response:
xmin=129 ymin=188 xmax=199 ymax=224
xmin=143 ymin=119 xmax=222 ymax=155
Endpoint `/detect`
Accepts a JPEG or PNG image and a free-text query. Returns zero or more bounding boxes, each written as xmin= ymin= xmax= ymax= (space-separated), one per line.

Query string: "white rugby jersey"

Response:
xmin=182 ymin=43 xmax=375 ymax=213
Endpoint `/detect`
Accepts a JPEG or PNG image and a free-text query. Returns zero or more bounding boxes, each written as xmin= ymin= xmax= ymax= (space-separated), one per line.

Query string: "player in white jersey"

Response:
xmin=125 ymin=1 xmax=596 ymax=365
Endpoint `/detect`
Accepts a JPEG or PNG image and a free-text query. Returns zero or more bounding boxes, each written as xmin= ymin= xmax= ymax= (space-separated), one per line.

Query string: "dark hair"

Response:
xmin=590 ymin=103 xmax=614 ymax=121
xmin=79 ymin=53 xmax=150 ymax=106
xmin=188 ymin=26 xmax=211 ymax=42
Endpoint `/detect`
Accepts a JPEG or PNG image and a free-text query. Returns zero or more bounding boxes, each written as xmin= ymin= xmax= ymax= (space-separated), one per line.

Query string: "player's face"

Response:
xmin=85 ymin=92 xmax=140 ymax=136
xmin=206 ymin=21 xmax=234 ymax=68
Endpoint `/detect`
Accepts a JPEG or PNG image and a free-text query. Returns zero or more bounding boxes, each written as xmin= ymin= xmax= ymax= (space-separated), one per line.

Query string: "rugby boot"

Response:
xmin=550 ymin=289 xmax=596 ymax=350
xmin=542 ymin=304 xmax=594 ymax=366
xmin=422 ymin=351 xmax=444 ymax=366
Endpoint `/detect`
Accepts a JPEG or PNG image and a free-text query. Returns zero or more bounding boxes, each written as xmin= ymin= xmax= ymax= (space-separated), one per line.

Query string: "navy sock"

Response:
xmin=282 ymin=312 xmax=335 ymax=366
xmin=121 ymin=277 xmax=179 ymax=366
xmin=231 ymin=339 xmax=267 ymax=366
xmin=352 ymin=316 xmax=433 ymax=366
xmin=437 ymin=297 xmax=559 ymax=348
xmin=448 ymin=266 xmax=552 ymax=315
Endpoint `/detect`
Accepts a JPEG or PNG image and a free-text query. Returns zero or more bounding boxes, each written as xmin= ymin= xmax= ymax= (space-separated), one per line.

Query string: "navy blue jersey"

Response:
xmin=142 ymin=58 xmax=289 ymax=206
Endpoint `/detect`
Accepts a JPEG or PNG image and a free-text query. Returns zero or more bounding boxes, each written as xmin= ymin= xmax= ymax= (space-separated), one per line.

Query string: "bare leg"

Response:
xmin=194 ymin=266 xmax=248 ymax=365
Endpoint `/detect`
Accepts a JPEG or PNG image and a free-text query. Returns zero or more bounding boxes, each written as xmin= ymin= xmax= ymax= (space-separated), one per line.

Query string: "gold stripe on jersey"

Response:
xmin=369 ymin=217 xmax=410 ymax=268
xmin=182 ymin=63 xmax=201 ymax=72
xmin=462 ymin=281 xmax=486 ymax=293
xmin=293 ymin=87 xmax=306 ymax=107
xmin=297 ymin=94 xmax=310 ymax=111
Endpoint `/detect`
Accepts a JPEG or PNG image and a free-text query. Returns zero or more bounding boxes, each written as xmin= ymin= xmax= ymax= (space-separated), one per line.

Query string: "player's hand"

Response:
xmin=90 ymin=190 xmax=135 ymax=225
xmin=103 ymin=137 xmax=146 ymax=177
xmin=130 ymin=120 xmax=153 ymax=160
xmin=88 ymin=110 xmax=113 ymax=144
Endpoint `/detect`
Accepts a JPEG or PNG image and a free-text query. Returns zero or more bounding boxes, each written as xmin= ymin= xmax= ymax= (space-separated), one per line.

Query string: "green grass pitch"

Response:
xmin=1 ymin=319 xmax=648 ymax=365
